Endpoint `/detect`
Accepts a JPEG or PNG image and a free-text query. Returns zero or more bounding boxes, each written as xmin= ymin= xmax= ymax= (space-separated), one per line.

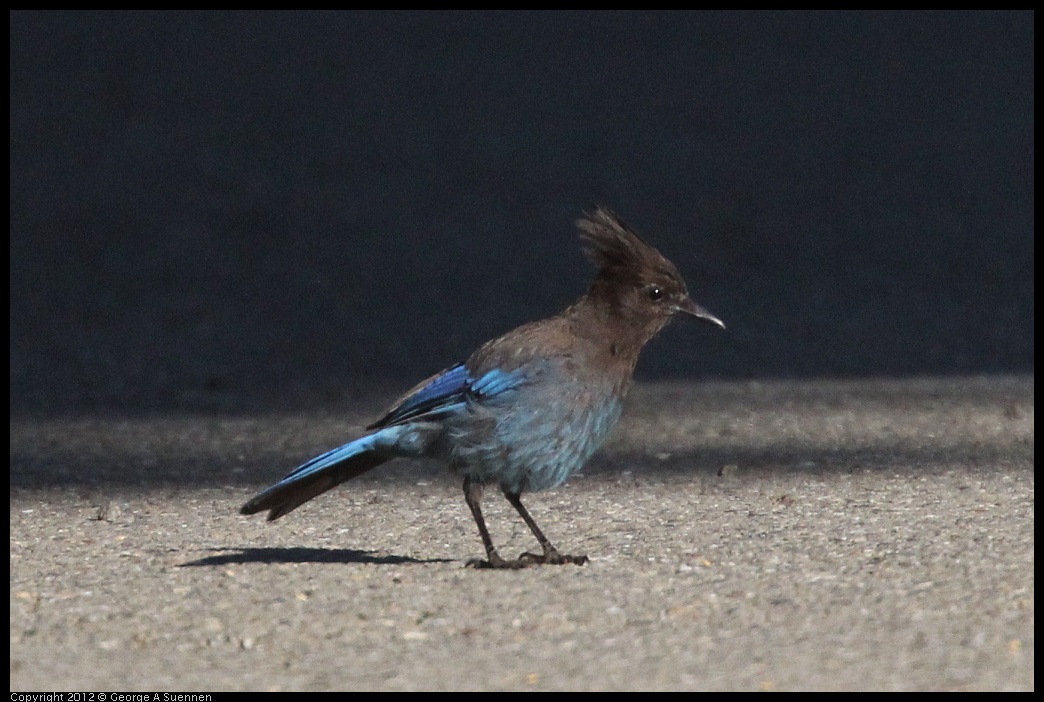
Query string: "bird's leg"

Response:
xmin=504 ymin=489 xmax=588 ymax=566
xmin=463 ymin=476 xmax=520 ymax=569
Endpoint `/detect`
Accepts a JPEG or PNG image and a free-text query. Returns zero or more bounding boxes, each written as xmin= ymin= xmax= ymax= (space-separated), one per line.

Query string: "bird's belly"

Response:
xmin=444 ymin=384 xmax=623 ymax=493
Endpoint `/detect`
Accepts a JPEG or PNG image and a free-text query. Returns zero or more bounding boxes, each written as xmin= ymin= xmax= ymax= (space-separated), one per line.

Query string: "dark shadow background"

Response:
xmin=9 ymin=11 xmax=1034 ymax=416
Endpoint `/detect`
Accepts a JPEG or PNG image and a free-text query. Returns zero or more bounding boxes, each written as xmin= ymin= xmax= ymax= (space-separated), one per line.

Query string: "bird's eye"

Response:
xmin=647 ymin=285 xmax=665 ymax=302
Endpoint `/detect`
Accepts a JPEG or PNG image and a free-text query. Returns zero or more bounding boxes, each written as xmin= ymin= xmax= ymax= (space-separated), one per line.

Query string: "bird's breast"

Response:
xmin=445 ymin=370 xmax=625 ymax=493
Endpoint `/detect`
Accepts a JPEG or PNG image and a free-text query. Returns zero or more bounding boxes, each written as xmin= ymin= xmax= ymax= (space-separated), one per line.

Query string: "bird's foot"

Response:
xmin=465 ymin=549 xmax=588 ymax=569
xmin=518 ymin=549 xmax=589 ymax=566
xmin=465 ymin=551 xmax=526 ymax=569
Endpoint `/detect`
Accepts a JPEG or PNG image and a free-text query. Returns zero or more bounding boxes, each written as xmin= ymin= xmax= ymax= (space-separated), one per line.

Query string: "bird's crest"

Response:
xmin=576 ymin=207 xmax=676 ymax=281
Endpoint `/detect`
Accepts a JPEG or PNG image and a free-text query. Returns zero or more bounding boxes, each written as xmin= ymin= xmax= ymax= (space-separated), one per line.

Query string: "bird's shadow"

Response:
xmin=180 ymin=546 xmax=454 ymax=568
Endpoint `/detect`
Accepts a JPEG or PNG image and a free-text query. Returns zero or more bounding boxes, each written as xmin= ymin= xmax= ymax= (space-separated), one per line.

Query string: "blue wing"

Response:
xmin=367 ymin=363 xmax=526 ymax=429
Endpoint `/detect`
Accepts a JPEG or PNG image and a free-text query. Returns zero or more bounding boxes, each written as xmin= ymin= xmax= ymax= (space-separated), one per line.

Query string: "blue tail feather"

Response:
xmin=240 ymin=433 xmax=388 ymax=520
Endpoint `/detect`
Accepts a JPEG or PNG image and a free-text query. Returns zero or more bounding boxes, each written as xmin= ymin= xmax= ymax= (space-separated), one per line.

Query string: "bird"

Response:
xmin=240 ymin=207 xmax=724 ymax=568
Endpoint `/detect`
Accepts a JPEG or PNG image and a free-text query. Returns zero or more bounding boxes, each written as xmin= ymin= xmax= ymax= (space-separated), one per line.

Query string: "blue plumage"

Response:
xmin=241 ymin=208 xmax=724 ymax=568
xmin=368 ymin=363 xmax=472 ymax=429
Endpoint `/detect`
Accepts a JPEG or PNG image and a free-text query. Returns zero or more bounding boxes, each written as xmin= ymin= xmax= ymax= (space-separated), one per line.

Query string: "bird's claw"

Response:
xmin=465 ymin=553 xmax=525 ymax=569
xmin=519 ymin=550 xmax=589 ymax=566
xmin=465 ymin=550 xmax=588 ymax=569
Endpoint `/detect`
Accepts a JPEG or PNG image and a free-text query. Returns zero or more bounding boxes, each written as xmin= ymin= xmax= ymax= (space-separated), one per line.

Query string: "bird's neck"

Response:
xmin=563 ymin=289 xmax=664 ymax=375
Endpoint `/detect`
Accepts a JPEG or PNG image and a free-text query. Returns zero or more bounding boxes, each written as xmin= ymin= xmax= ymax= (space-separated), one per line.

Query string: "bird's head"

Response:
xmin=577 ymin=207 xmax=725 ymax=341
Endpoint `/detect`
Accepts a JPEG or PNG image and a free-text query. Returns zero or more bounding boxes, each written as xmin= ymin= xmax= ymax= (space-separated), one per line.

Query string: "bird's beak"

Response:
xmin=674 ymin=297 xmax=725 ymax=329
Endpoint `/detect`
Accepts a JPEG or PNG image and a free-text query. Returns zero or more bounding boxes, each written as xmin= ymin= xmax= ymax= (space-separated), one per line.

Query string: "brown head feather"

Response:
xmin=568 ymin=207 xmax=723 ymax=352
xmin=576 ymin=207 xmax=684 ymax=286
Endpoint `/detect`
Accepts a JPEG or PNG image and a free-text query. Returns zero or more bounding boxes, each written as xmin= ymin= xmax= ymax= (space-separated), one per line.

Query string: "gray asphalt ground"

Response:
xmin=10 ymin=11 xmax=1033 ymax=692
xmin=10 ymin=376 xmax=1033 ymax=690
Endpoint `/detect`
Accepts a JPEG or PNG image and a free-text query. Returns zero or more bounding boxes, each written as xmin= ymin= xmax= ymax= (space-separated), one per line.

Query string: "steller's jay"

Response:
xmin=240 ymin=208 xmax=724 ymax=568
